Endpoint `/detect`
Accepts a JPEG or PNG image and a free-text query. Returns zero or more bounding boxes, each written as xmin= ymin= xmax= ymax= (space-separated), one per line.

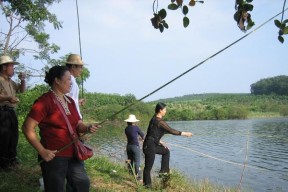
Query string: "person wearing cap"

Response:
xmin=142 ymin=102 xmax=193 ymax=188
xmin=124 ymin=114 xmax=145 ymax=181
xmin=0 ymin=55 xmax=26 ymax=170
xmin=65 ymin=54 xmax=85 ymax=119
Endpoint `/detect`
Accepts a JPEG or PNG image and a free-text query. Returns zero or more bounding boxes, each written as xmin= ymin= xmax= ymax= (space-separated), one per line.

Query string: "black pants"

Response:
xmin=143 ymin=139 xmax=170 ymax=187
xmin=41 ymin=157 xmax=90 ymax=192
xmin=0 ymin=108 xmax=18 ymax=169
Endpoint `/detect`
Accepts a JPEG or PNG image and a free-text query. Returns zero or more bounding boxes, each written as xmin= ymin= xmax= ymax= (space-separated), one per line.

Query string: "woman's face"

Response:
xmin=55 ymin=71 xmax=71 ymax=94
xmin=159 ymin=107 xmax=167 ymax=116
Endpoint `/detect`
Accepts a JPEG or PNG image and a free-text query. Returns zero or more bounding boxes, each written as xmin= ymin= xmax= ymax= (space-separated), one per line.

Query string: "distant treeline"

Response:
xmin=251 ymin=75 xmax=288 ymax=96
xmin=156 ymin=93 xmax=288 ymax=120
xmin=17 ymin=85 xmax=288 ymax=124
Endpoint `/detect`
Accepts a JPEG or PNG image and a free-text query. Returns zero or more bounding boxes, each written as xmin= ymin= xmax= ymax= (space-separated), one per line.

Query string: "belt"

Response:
xmin=0 ymin=105 xmax=14 ymax=111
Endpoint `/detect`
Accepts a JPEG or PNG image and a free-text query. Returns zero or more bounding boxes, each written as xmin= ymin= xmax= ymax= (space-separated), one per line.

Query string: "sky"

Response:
xmin=2 ymin=1 xmax=288 ymax=101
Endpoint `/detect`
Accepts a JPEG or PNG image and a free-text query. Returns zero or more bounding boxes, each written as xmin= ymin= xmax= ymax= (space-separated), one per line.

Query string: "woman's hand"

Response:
xmin=181 ymin=132 xmax=193 ymax=137
xmin=79 ymin=98 xmax=86 ymax=106
xmin=86 ymin=124 xmax=101 ymax=133
xmin=39 ymin=149 xmax=57 ymax=162
xmin=159 ymin=140 xmax=169 ymax=149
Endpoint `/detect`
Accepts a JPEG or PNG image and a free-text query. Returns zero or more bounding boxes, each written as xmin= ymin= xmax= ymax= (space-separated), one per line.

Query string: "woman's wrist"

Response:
xmin=86 ymin=124 xmax=92 ymax=133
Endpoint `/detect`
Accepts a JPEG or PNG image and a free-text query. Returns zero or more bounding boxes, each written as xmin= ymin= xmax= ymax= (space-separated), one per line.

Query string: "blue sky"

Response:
xmin=4 ymin=1 xmax=288 ymax=101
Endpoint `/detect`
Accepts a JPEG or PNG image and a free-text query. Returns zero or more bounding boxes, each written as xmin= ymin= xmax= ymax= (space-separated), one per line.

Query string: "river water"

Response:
xmin=91 ymin=118 xmax=288 ymax=192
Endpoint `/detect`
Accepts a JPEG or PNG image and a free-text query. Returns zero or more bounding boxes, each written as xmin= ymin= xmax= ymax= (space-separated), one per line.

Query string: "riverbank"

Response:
xmin=0 ymin=134 xmax=242 ymax=192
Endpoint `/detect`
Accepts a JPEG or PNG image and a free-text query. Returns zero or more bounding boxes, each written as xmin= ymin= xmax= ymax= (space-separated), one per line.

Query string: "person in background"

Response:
xmin=22 ymin=65 xmax=100 ymax=192
xmin=65 ymin=54 xmax=85 ymax=119
xmin=0 ymin=55 xmax=26 ymax=171
xmin=124 ymin=114 xmax=145 ymax=181
xmin=142 ymin=102 xmax=193 ymax=188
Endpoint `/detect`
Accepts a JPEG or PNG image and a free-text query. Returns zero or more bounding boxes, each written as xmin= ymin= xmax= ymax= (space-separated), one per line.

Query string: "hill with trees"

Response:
xmin=250 ymin=75 xmax=288 ymax=96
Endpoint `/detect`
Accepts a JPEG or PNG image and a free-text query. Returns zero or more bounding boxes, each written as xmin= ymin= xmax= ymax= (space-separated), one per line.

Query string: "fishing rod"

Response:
xmin=75 ymin=0 xmax=85 ymax=108
xmin=54 ymin=8 xmax=288 ymax=155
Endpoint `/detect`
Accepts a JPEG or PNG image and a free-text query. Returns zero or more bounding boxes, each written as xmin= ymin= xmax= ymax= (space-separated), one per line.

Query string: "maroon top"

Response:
xmin=28 ymin=91 xmax=81 ymax=157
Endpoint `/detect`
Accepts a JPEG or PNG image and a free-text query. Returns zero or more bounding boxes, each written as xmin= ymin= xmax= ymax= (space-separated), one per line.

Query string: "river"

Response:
xmin=91 ymin=118 xmax=288 ymax=192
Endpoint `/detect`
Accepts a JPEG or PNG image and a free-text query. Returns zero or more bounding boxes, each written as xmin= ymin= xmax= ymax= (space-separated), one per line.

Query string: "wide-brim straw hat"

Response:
xmin=0 ymin=55 xmax=19 ymax=65
xmin=65 ymin=54 xmax=84 ymax=65
xmin=124 ymin=114 xmax=140 ymax=123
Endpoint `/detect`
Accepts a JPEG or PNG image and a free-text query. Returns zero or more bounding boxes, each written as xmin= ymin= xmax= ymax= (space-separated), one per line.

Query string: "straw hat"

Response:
xmin=0 ymin=55 xmax=19 ymax=65
xmin=65 ymin=54 xmax=84 ymax=65
xmin=124 ymin=114 xmax=140 ymax=123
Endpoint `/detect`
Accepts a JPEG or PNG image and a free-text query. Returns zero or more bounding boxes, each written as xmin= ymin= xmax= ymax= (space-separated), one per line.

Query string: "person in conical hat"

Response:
xmin=65 ymin=54 xmax=85 ymax=119
xmin=0 ymin=55 xmax=26 ymax=170
xmin=124 ymin=114 xmax=145 ymax=181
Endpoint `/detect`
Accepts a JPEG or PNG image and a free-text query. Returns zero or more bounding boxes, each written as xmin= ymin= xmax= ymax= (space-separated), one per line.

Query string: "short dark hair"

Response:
xmin=44 ymin=65 xmax=69 ymax=87
xmin=0 ymin=65 xmax=4 ymax=72
xmin=66 ymin=64 xmax=73 ymax=69
xmin=155 ymin=102 xmax=166 ymax=113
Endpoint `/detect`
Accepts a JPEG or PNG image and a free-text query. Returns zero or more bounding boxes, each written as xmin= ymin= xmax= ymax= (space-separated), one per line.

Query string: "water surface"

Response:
xmin=91 ymin=118 xmax=288 ymax=192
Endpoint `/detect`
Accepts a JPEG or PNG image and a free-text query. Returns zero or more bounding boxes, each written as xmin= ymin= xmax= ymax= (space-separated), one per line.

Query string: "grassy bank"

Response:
xmin=0 ymin=134 xmax=244 ymax=192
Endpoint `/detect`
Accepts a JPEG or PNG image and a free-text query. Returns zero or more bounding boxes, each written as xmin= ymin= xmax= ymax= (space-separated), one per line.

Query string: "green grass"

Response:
xmin=0 ymin=133 xmax=247 ymax=192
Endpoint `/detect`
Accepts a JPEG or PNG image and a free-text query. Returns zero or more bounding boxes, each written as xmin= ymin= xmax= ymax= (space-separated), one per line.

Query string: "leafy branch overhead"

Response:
xmin=151 ymin=0 xmax=204 ymax=33
xmin=151 ymin=0 xmax=287 ymax=43
xmin=234 ymin=0 xmax=255 ymax=31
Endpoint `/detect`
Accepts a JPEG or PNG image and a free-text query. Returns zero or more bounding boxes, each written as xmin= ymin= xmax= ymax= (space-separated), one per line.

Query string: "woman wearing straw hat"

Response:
xmin=124 ymin=114 xmax=145 ymax=181
xmin=0 ymin=55 xmax=26 ymax=171
xmin=65 ymin=54 xmax=85 ymax=119
xmin=143 ymin=102 xmax=193 ymax=188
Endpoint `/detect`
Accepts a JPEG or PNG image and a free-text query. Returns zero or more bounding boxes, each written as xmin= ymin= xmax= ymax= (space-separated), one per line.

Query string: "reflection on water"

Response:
xmin=89 ymin=118 xmax=288 ymax=192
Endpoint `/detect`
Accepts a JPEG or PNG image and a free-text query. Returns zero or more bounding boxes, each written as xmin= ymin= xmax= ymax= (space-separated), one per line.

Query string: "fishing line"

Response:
xmin=237 ymin=130 xmax=250 ymax=191
xmin=167 ymin=142 xmax=265 ymax=171
xmin=54 ymin=8 xmax=288 ymax=155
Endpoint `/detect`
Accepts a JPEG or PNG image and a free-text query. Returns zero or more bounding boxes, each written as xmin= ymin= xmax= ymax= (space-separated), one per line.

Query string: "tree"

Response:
xmin=0 ymin=0 xmax=63 ymax=82
xmin=0 ymin=0 xmax=62 ymax=58
xmin=250 ymin=75 xmax=288 ymax=96
xmin=150 ymin=0 xmax=288 ymax=43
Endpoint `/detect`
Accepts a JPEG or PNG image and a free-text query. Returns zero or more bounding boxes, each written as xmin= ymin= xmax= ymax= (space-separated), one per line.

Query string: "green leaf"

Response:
xmin=283 ymin=19 xmax=288 ymax=24
xmin=234 ymin=11 xmax=241 ymax=22
xmin=247 ymin=20 xmax=255 ymax=30
xmin=158 ymin=9 xmax=167 ymax=19
xmin=244 ymin=4 xmax=253 ymax=11
xmin=159 ymin=24 xmax=164 ymax=33
xmin=274 ymin=20 xmax=282 ymax=28
xmin=163 ymin=21 xmax=169 ymax=29
xmin=168 ymin=3 xmax=179 ymax=10
xmin=183 ymin=16 xmax=190 ymax=28
xmin=283 ymin=26 xmax=288 ymax=34
xmin=246 ymin=0 xmax=253 ymax=3
xmin=182 ymin=5 xmax=189 ymax=15
xmin=278 ymin=35 xmax=284 ymax=43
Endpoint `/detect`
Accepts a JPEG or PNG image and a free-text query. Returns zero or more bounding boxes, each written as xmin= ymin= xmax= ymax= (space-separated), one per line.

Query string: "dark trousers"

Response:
xmin=40 ymin=157 xmax=90 ymax=192
xmin=0 ymin=109 xmax=18 ymax=169
xmin=126 ymin=144 xmax=142 ymax=178
xmin=143 ymin=139 xmax=170 ymax=187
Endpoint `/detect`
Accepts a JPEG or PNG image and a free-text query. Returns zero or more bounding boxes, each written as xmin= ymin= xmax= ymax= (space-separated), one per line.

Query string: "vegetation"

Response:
xmin=0 ymin=132 xmax=242 ymax=192
xmin=156 ymin=93 xmax=288 ymax=120
xmin=3 ymin=84 xmax=286 ymax=191
xmin=150 ymin=0 xmax=287 ymax=42
xmin=16 ymin=85 xmax=288 ymax=124
xmin=0 ymin=0 xmax=62 ymax=60
xmin=250 ymin=75 xmax=288 ymax=96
